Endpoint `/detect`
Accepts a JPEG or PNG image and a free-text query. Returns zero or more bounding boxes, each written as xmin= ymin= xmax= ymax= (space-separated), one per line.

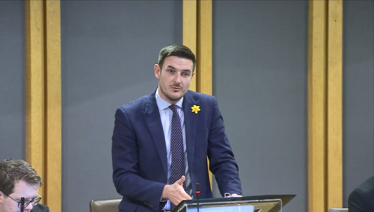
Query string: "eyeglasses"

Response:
xmin=0 ymin=191 xmax=42 ymax=209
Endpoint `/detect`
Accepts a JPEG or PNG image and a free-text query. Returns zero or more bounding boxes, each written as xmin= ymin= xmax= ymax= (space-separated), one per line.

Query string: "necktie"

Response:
xmin=169 ymin=105 xmax=185 ymax=207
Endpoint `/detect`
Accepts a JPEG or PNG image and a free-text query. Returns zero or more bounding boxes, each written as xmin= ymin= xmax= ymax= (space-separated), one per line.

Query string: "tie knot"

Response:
xmin=169 ymin=104 xmax=178 ymax=113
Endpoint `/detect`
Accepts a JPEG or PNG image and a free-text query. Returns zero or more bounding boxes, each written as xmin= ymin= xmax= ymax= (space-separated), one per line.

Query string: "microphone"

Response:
xmin=195 ymin=183 xmax=200 ymax=212
xmin=20 ymin=197 xmax=25 ymax=212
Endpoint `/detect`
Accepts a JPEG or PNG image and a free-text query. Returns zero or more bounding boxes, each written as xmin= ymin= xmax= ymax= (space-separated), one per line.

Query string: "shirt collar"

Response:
xmin=155 ymin=87 xmax=183 ymax=110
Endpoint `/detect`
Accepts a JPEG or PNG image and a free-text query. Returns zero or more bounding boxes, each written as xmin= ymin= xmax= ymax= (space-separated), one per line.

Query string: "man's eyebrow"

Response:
xmin=165 ymin=65 xmax=176 ymax=70
xmin=164 ymin=65 xmax=192 ymax=72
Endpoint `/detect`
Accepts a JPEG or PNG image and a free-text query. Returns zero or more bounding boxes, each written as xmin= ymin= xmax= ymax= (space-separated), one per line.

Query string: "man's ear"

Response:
xmin=154 ymin=64 xmax=161 ymax=79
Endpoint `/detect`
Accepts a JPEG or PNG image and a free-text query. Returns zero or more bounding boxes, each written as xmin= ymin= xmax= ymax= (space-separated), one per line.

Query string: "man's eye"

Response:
xmin=182 ymin=72 xmax=190 ymax=77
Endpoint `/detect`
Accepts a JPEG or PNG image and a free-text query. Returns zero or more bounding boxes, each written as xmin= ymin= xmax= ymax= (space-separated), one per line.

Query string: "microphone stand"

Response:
xmin=195 ymin=183 xmax=200 ymax=212
xmin=20 ymin=197 xmax=25 ymax=212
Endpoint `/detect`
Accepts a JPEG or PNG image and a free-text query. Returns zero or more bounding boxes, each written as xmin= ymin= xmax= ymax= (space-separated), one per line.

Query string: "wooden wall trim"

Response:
xmin=183 ymin=0 xmax=197 ymax=92
xmin=327 ymin=0 xmax=343 ymax=209
xmin=25 ymin=1 xmax=61 ymax=211
xmin=25 ymin=0 xmax=46 ymax=200
xmin=308 ymin=0 xmax=344 ymax=211
xmin=307 ymin=0 xmax=328 ymax=212
xmin=45 ymin=1 xmax=62 ymax=211
xmin=197 ymin=0 xmax=212 ymax=95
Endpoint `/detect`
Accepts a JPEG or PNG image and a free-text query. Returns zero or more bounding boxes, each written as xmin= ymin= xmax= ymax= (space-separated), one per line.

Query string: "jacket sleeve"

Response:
xmin=31 ymin=204 xmax=49 ymax=212
xmin=112 ymin=107 xmax=165 ymax=211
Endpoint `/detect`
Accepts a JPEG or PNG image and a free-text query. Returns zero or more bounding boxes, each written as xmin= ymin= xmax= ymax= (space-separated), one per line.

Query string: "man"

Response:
xmin=348 ymin=175 xmax=374 ymax=212
xmin=112 ymin=44 xmax=242 ymax=212
xmin=0 ymin=159 xmax=49 ymax=212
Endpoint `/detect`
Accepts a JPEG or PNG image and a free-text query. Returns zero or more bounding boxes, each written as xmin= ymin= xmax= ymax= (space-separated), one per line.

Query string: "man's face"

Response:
xmin=0 ymin=181 xmax=39 ymax=212
xmin=155 ymin=56 xmax=194 ymax=104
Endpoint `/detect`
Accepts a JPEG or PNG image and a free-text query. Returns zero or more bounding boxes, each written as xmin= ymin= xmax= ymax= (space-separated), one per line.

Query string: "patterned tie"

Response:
xmin=169 ymin=104 xmax=185 ymax=208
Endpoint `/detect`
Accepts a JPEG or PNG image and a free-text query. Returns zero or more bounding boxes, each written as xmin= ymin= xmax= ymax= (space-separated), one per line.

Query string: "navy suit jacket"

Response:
xmin=112 ymin=90 xmax=241 ymax=212
xmin=348 ymin=175 xmax=374 ymax=212
xmin=31 ymin=204 xmax=49 ymax=212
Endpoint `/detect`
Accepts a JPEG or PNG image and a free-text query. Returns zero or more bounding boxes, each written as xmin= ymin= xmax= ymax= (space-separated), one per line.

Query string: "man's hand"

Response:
xmin=162 ymin=176 xmax=192 ymax=206
xmin=225 ymin=193 xmax=242 ymax=198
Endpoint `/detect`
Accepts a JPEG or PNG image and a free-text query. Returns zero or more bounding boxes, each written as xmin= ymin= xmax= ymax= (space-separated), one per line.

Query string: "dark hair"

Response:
xmin=158 ymin=44 xmax=196 ymax=71
xmin=0 ymin=159 xmax=42 ymax=195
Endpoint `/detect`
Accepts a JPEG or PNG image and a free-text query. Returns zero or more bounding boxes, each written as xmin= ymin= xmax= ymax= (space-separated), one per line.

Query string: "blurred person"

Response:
xmin=0 ymin=159 xmax=49 ymax=212
xmin=348 ymin=175 xmax=374 ymax=212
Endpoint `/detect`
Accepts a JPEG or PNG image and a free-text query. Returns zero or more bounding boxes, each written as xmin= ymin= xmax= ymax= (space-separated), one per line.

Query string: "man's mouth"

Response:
xmin=171 ymin=86 xmax=182 ymax=91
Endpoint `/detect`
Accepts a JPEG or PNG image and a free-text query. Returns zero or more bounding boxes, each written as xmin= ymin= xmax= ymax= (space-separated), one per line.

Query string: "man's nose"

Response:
xmin=174 ymin=74 xmax=181 ymax=83
xmin=24 ymin=203 xmax=33 ymax=211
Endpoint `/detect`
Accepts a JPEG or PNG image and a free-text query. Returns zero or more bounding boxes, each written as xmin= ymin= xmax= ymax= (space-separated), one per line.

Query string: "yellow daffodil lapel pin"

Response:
xmin=191 ymin=105 xmax=200 ymax=114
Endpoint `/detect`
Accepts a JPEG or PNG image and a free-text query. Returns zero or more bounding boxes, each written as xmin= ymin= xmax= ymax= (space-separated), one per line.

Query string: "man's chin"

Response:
xmin=166 ymin=94 xmax=183 ymax=102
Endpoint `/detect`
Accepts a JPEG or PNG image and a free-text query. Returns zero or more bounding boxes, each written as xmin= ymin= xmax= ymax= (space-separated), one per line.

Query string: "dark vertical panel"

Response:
xmin=0 ymin=1 xmax=25 ymax=160
xmin=343 ymin=0 xmax=374 ymax=207
xmin=61 ymin=1 xmax=182 ymax=211
xmin=212 ymin=1 xmax=308 ymax=211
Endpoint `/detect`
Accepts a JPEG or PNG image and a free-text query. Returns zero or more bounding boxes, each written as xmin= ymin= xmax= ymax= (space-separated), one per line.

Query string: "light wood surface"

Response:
xmin=308 ymin=0 xmax=344 ymax=211
xmin=183 ymin=0 xmax=197 ymax=92
xmin=25 ymin=1 xmax=62 ymax=211
xmin=197 ymin=0 xmax=212 ymax=95
xmin=25 ymin=0 xmax=45 ymax=200
xmin=327 ymin=0 xmax=343 ymax=209
xmin=308 ymin=1 xmax=327 ymax=212
xmin=45 ymin=1 xmax=62 ymax=211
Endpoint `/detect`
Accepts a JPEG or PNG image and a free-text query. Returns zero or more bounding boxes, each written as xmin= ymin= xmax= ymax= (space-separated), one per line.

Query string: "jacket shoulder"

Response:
xmin=31 ymin=204 xmax=50 ymax=212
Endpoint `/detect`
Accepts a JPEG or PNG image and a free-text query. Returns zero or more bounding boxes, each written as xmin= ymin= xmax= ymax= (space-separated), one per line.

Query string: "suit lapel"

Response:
xmin=143 ymin=93 xmax=168 ymax=174
xmin=183 ymin=91 xmax=199 ymax=173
